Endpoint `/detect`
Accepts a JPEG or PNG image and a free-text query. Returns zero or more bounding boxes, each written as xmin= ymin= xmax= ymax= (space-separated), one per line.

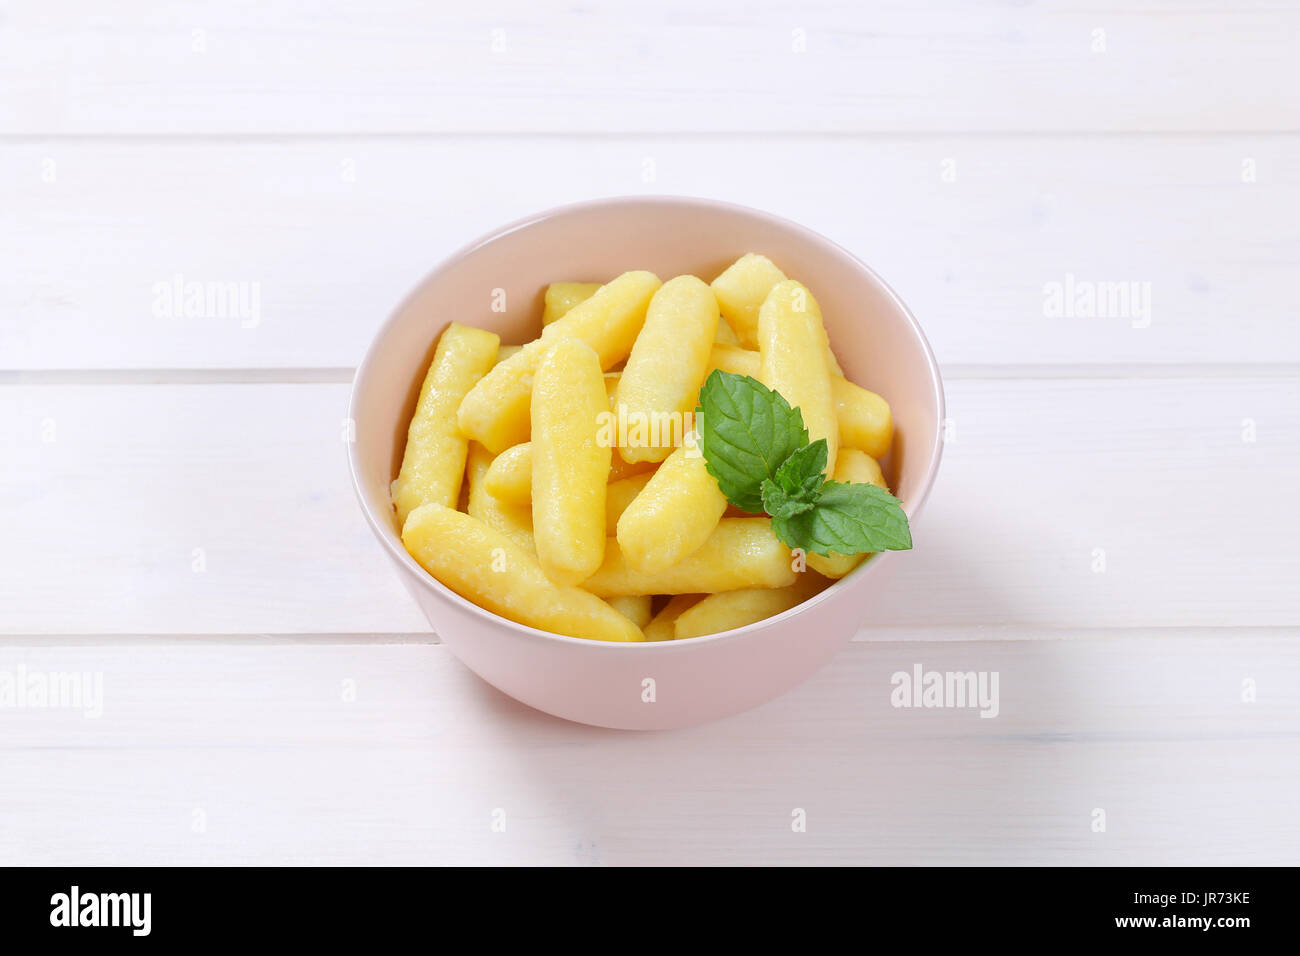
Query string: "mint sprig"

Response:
xmin=771 ymin=481 xmax=912 ymax=557
xmin=696 ymin=370 xmax=809 ymax=514
xmin=696 ymin=371 xmax=912 ymax=558
xmin=760 ymin=439 xmax=827 ymax=519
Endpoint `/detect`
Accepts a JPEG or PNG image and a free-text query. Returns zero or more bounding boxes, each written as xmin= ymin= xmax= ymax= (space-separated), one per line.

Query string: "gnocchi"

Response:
xmin=393 ymin=253 xmax=901 ymax=642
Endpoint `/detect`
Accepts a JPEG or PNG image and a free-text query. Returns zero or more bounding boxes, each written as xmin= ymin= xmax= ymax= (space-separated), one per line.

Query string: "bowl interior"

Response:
xmin=351 ymin=197 xmax=943 ymax=573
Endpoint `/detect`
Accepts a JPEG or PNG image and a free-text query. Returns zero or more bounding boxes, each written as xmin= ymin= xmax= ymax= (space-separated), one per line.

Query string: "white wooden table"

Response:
xmin=2 ymin=1 xmax=1297 ymax=866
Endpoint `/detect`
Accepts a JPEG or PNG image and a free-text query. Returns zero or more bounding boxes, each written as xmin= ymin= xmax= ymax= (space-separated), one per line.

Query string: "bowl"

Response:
xmin=348 ymin=196 xmax=944 ymax=730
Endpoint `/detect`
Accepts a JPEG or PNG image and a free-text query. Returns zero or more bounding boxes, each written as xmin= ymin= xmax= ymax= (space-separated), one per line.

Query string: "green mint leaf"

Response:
xmin=762 ymin=440 xmax=828 ymax=527
xmin=774 ymin=480 xmax=913 ymax=557
xmin=760 ymin=478 xmax=815 ymax=521
xmin=768 ymin=509 xmax=803 ymax=551
xmin=696 ymin=370 xmax=809 ymax=514
xmin=772 ymin=439 xmax=828 ymax=499
xmin=695 ymin=369 xmax=913 ymax=560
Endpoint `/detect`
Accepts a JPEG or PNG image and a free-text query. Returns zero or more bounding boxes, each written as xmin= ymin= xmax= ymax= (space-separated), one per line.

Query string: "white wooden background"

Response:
xmin=2 ymin=0 xmax=1298 ymax=865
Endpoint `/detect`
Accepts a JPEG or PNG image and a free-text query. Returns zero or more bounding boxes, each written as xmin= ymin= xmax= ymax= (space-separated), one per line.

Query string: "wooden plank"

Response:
xmin=0 ymin=383 xmax=429 ymax=635
xmin=3 ymin=135 xmax=1298 ymax=370
xmin=2 ymin=378 xmax=1296 ymax=635
xmin=878 ymin=376 xmax=1300 ymax=629
xmin=2 ymin=1 xmax=1296 ymax=134
xmin=1 ymin=637 xmax=1295 ymax=865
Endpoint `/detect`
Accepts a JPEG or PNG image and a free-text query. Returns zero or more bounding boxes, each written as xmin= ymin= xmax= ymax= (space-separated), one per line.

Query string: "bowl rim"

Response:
xmin=348 ymin=194 xmax=945 ymax=651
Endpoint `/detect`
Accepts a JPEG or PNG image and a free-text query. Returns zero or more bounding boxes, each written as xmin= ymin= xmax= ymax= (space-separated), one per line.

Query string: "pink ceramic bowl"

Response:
xmin=348 ymin=196 xmax=944 ymax=729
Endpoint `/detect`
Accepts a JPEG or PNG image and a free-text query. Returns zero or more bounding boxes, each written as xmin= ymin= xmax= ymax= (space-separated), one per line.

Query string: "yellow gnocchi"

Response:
xmin=393 ymin=253 xmax=901 ymax=642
